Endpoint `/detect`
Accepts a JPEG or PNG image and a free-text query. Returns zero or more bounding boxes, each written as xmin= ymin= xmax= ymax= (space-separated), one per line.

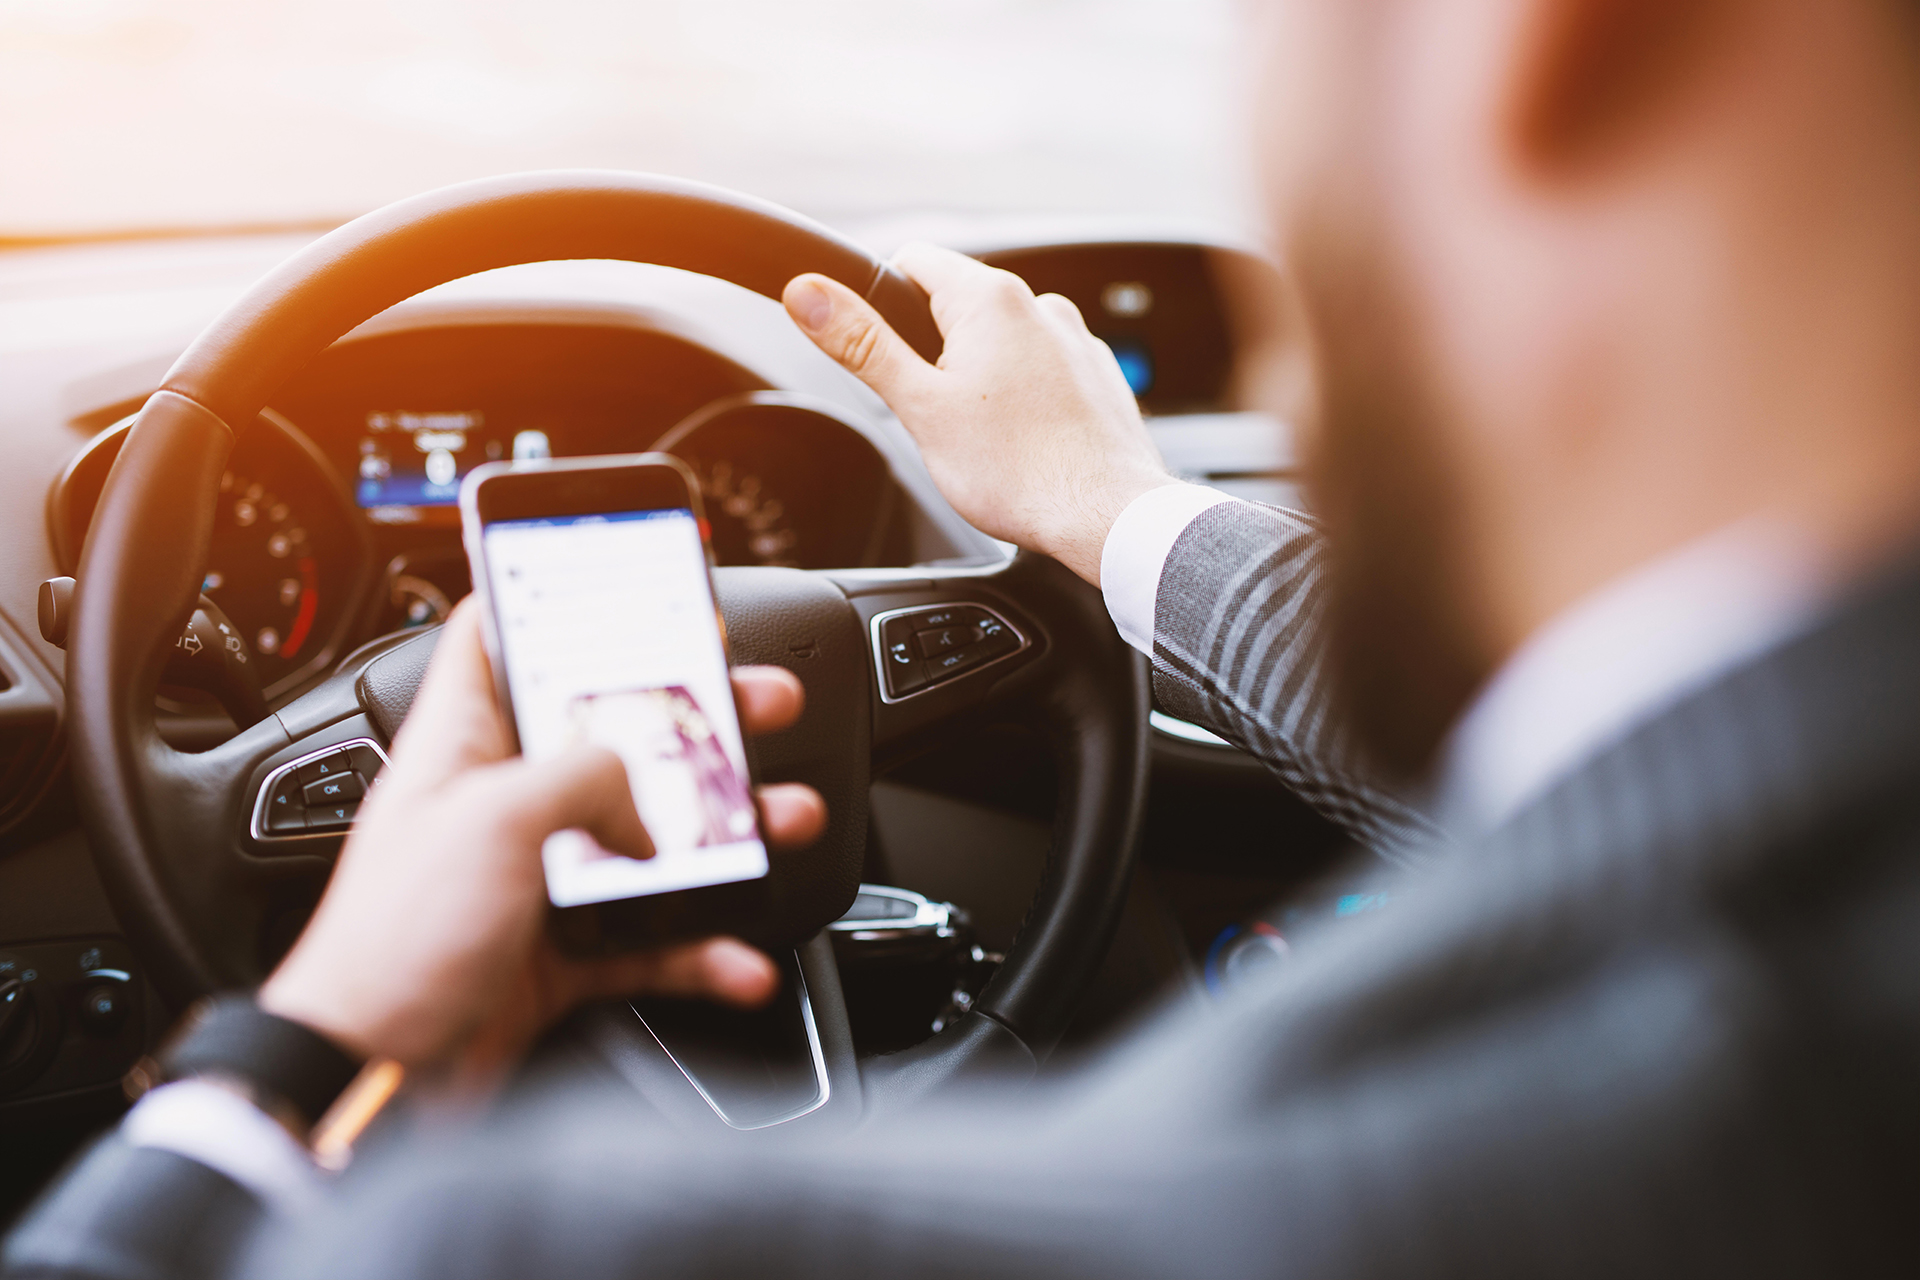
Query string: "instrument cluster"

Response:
xmin=51 ymin=379 xmax=905 ymax=704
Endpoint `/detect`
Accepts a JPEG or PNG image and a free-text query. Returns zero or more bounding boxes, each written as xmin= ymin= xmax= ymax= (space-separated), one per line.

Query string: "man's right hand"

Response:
xmin=783 ymin=243 xmax=1177 ymax=586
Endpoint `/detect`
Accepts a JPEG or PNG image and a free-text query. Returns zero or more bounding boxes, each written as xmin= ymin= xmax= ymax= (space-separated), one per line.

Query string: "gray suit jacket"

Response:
xmin=10 ymin=502 xmax=1918 ymax=1279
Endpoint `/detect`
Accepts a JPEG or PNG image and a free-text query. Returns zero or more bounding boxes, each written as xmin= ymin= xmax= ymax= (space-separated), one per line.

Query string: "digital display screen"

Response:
xmin=481 ymin=509 xmax=767 ymax=908
xmin=356 ymin=411 xmax=553 ymax=510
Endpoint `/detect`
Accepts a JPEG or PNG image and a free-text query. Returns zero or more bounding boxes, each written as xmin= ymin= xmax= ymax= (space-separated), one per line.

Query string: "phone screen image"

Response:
xmin=480 ymin=508 xmax=768 ymax=909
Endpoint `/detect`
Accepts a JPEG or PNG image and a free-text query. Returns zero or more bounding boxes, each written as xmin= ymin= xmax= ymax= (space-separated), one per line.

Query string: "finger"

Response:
xmin=573 ymin=937 xmax=780 ymax=1009
xmin=731 ymin=665 xmax=805 ymax=735
xmin=1037 ymin=291 xmax=1088 ymax=330
xmin=490 ymin=745 xmax=653 ymax=860
xmin=892 ymin=242 xmax=1035 ymax=331
xmin=784 ymin=273 xmax=936 ymax=405
xmin=386 ymin=600 xmax=515 ymax=785
xmin=756 ymin=782 xmax=827 ymax=850
xmin=891 ymin=240 xmax=1008 ymax=298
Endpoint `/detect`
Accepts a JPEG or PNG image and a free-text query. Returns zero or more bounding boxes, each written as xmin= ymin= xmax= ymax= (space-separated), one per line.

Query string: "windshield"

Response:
xmin=0 ymin=0 xmax=1246 ymax=241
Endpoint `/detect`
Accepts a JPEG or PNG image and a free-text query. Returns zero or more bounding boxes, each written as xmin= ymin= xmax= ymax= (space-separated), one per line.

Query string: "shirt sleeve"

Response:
xmin=121 ymin=1080 xmax=324 ymax=1216
xmin=1100 ymin=483 xmax=1239 ymax=655
xmin=1133 ymin=496 xmax=1443 ymax=863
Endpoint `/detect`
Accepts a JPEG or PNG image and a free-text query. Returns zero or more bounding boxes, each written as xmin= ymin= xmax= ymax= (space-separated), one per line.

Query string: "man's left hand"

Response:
xmin=258 ymin=600 xmax=825 ymax=1093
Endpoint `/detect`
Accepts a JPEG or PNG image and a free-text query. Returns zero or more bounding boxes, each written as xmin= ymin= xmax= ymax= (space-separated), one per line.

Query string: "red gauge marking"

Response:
xmin=282 ymin=557 xmax=320 ymax=658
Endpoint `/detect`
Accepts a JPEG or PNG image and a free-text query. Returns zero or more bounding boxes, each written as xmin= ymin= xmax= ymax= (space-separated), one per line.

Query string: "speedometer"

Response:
xmin=678 ymin=456 xmax=802 ymax=566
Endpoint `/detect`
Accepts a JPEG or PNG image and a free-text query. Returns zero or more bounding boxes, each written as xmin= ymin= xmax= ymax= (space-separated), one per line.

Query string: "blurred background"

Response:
xmin=0 ymin=0 xmax=1250 ymax=241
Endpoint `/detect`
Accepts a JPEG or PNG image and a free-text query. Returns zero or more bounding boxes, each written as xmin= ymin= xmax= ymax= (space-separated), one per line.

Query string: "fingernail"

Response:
xmin=791 ymin=278 xmax=832 ymax=332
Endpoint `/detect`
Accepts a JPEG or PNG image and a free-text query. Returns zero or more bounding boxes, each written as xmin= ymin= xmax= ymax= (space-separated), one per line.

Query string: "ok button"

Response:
xmin=303 ymin=774 xmax=366 ymax=806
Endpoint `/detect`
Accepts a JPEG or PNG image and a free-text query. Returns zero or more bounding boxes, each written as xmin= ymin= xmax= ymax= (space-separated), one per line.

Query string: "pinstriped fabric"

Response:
xmin=1149 ymin=500 xmax=1441 ymax=863
xmin=241 ymin=561 xmax=1920 ymax=1280
xmin=1065 ymin=551 xmax=1920 ymax=1278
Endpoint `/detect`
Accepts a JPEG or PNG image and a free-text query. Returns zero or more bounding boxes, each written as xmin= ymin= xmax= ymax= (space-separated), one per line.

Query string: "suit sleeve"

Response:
xmin=1144 ymin=499 xmax=1439 ymax=862
xmin=1 ymin=1083 xmax=318 ymax=1280
xmin=0 ymin=1135 xmax=267 ymax=1280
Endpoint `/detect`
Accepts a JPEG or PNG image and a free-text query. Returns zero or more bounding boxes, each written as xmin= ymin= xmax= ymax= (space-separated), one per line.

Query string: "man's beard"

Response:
xmin=1287 ymin=213 xmax=1492 ymax=784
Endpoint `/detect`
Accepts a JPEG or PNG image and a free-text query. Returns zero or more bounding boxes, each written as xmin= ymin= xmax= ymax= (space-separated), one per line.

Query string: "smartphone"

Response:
xmin=460 ymin=453 xmax=769 ymax=954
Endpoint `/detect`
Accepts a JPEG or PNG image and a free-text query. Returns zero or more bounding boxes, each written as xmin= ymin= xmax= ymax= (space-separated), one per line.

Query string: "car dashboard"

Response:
xmin=0 ymin=223 xmax=1349 ymax=1193
xmin=49 ymin=324 xmax=913 ymax=705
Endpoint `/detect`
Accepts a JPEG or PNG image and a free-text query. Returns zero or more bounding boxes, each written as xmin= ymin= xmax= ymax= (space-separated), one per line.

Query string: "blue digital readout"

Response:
xmin=356 ymin=414 xmax=554 ymax=511
xmin=358 ymin=474 xmax=459 ymax=507
xmin=1104 ymin=338 xmax=1155 ymax=396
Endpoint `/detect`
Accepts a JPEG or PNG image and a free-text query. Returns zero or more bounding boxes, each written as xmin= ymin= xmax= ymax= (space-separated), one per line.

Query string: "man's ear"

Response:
xmin=1505 ymin=0 xmax=1729 ymax=171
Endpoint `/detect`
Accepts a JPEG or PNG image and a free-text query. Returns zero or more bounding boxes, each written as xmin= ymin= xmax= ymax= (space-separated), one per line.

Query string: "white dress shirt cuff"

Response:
xmin=1100 ymin=483 xmax=1238 ymax=655
xmin=122 ymin=1080 xmax=323 ymax=1215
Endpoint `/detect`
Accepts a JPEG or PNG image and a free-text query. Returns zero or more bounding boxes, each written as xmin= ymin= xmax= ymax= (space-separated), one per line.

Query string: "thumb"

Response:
xmin=493 ymin=745 xmax=654 ymax=862
xmin=784 ymin=273 xmax=934 ymax=405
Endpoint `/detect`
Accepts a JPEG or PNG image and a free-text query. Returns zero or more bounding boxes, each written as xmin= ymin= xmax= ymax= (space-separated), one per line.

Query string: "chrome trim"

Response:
xmin=868 ymin=602 xmax=1028 ymax=705
xmin=248 ymin=737 xmax=389 ymax=845
xmin=79 ymin=969 xmax=132 ymax=983
xmin=633 ymin=963 xmax=831 ymax=1131
xmin=828 ymin=884 xmax=959 ymax=944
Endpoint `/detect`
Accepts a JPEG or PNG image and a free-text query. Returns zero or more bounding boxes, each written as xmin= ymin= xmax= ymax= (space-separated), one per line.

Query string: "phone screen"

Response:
xmin=480 ymin=507 xmax=768 ymax=909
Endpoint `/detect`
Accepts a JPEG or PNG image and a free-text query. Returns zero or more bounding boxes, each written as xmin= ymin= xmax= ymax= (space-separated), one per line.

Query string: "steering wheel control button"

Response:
xmin=264 ymin=788 xmax=309 ymax=834
xmin=347 ymin=744 xmax=387 ymax=781
xmin=870 ymin=603 xmax=1029 ymax=702
xmin=878 ymin=615 xmax=930 ymax=697
xmin=972 ymin=613 xmax=1018 ymax=651
xmin=914 ymin=624 xmax=983 ymax=657
xmin=928 ymin=645 xmax=987 ymax=679
xmin=298 ymin=750 xmax=354 ymax=785
xmin=251 ymin=737 xmax=390 ymax=848
xmin=887 ymin=659 xmax=929 ymax=698
xmin=307 ymin=801 xmax=360 ymax=832
xmin=303 ymin=774 xmax=366 ymax=807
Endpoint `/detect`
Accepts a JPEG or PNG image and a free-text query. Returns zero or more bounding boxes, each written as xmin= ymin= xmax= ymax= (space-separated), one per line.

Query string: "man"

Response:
xmin=9 ymin=0 xmax=1920 ymax=1274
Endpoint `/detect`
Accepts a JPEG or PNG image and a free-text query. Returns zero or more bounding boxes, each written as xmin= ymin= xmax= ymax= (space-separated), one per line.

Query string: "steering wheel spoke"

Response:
xmin=836 ymin=576 xmax=1045 ymax=763
xmin=836 ymin=553 xmax=1151 ymax=1088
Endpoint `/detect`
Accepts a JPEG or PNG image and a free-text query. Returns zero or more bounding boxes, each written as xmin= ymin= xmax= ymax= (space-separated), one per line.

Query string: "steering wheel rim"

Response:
xmin=67 ymin=169 xmax=1147 ymax=1083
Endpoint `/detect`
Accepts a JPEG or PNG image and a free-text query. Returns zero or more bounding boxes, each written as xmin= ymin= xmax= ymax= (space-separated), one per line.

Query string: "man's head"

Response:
xmin=1247 ymin=0 xmax=1920 ymax=777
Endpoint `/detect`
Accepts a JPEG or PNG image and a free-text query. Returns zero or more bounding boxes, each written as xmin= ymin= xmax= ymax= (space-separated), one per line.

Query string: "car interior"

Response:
xmin=0 ymin=3 xmax=1366 ymax=1227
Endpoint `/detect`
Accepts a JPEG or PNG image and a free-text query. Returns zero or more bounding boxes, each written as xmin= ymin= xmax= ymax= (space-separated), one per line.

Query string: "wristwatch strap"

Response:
xmin=153 ymin=994 xmax=363 ymax=1133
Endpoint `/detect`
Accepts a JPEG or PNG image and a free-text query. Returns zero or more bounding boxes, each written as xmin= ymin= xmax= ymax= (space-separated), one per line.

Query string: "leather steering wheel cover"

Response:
xmin=968 ymin=555 xmax=1150 ymax=1054
xmin=162 ymin=170 xmax=941 ymax=432
xmin=69 ymin=172 xmax=1151 ymax=1075
xmin=68 ymin=392 xmax=254 ymax=998
xmin=69 ymin=172 xmax=942 ymax=1003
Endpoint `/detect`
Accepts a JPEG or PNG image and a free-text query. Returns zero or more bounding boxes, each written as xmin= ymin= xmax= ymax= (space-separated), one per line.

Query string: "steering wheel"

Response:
xmin=66 ymin=170 xmax=1149 ymax=1095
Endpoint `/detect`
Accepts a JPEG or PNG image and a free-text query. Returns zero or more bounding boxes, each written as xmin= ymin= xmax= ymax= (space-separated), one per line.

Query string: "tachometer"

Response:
xmin=50 ymin=409 xmax=374 ymax=694
xmin=654 ymin=393 xmax=899 ymax=570
xmin=204 ymin=469 xmax=324 ymax=675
